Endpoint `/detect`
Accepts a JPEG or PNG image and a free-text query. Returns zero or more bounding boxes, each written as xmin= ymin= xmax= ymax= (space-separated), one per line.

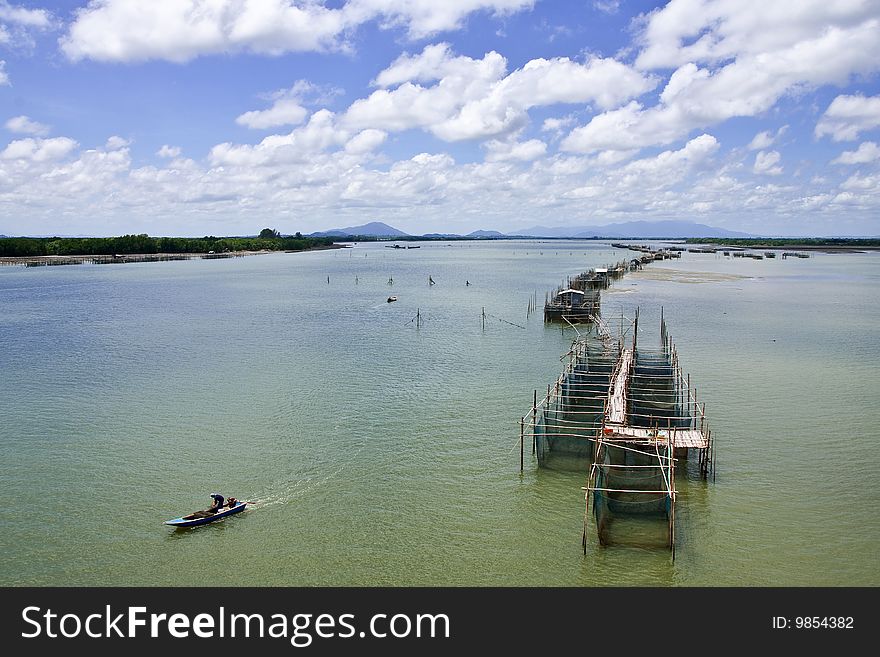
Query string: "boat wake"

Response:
xmin=245 ymin=442 xmax=366 ymax=509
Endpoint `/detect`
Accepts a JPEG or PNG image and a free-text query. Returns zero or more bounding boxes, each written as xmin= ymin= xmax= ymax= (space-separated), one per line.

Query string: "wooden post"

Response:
xmin=520 ymin=418 xmax=524 ymax=472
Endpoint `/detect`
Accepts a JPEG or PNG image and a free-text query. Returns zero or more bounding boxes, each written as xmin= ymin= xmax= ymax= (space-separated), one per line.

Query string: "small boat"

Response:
xmin=387 ymin=296 xmax=397 ymax=302
xmin=164 ymin=501 xmax=248 ymax=528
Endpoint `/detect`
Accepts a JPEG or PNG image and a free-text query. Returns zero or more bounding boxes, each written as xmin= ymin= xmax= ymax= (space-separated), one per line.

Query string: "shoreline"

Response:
xmin=0 ymin=243 xmax=347 ymax=267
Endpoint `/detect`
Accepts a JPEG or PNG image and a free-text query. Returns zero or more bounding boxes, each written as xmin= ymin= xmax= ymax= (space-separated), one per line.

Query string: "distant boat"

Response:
xmin=164 ymin=501 xmax=248 ymax=528
xmin=387 ymin=296 xmax=398 ymax=303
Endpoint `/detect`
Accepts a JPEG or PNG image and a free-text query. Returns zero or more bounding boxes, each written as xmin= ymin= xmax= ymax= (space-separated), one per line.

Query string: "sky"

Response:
xmin=1 ymin=1 xmax=879 ymax=237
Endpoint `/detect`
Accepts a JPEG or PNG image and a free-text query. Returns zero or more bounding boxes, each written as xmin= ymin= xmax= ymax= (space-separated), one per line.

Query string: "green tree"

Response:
xmin=259 ymin=228 xmax=280 ymax=238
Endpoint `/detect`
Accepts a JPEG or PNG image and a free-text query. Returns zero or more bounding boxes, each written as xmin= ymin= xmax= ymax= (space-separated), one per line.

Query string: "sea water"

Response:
xmin=1 ymin=241 xmax=878 ymax=585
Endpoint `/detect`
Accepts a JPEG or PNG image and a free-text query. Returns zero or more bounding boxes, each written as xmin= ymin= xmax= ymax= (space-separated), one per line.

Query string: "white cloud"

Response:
xmin=541 ymin=115 xmax=576 ymax=134
xmin=0 ymin=60 xmax=8 ymax=86
xmin=635 ymin=0 xmax=880 ymax=70
xmin=832 ymin=141 xmax=880 ymax=165
xmin=593 ymin=1 xmax=620 ymax=14
xmin=563 ymin=2 xmax=880 ymax=154
xmin=3 ymin=123 xmax=876 ymax=237
xmin=373 ymin=42 xmax=459 ymax=87
xmin=346 ymin=45 xmax=654 ymax=142
xmin=60 ymin=0 xmax=537 ymax=63
xmin=815 ymin=94 xmax=880 ymax=142
xmin=344 ymin=47 xmax=508 ymax=134
xmin=344 ymin=128 xmax=387 ymax=154
xmin=210 ymin=110 xmax=352 ymax=167
xmin=61 ymin=0 xmax=348 ymax=62
xmin=5 ymin=115 xmax=49 ymax=136
xmin=0 ymin=136 xmax=77 ymax=162
xmin=236 ymin=98 xmax=308 ymax=130
xmin=747 ymin=131 xmax=774 ymax=151
xmin=0 ymin=1 xmax=52 ymax=28
xmin=753 ymin=150 xmax=782 ymax=175
xmin=616 ymin=134 xmax=719 ymax=187
xmin=484 ymin=137 xmax=546 ymax=162
xmin=747 ymin=126 xmax=787 ymax=151
xmin=105 ymin=135 xmax=130 ymax=150
xmin=0 ymin=1 xmax=54 ymax=53
xmin=157 ymin=145 xmax=181 ymax=158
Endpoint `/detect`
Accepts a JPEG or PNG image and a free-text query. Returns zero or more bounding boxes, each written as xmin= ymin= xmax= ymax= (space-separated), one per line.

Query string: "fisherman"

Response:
xmin=207 ymin=493 xmax=225 ymax=514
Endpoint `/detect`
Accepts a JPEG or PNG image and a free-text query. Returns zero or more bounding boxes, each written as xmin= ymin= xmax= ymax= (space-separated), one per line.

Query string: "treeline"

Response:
xmin=684 ymin=237 xmax=880 ymax=247
xmin=0 ymin=234 xmax=338 ymax=257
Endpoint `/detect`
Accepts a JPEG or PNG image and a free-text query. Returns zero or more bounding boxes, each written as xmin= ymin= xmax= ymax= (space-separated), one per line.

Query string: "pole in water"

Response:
xmin=520 ymin=419 xmax=524 ymax=472
xmin=327 ymin=276 xmax=330 ymax=284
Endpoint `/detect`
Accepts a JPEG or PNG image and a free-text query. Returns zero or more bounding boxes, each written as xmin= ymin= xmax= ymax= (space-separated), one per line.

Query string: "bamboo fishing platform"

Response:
xmin=520 ymin=308 xmax=714 ymax=558
xmin=544 ymin=246 xmax=678 ymax=324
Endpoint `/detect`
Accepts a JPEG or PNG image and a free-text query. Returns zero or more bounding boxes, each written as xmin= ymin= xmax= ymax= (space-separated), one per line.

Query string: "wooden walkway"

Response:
xmin=605 ymin=348 xmax=632 ymax=425
xmin=604 ymin=426 xmax=708 ymax=449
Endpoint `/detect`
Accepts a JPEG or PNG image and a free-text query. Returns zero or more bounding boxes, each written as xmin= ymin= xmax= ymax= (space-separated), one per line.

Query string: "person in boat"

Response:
xmin=181 ymin=493 xmax=226 ymax=520
xmin=225 ymin=497 xmax=238 ymax=508
xmin=207 ymin=493 xmax=225 ymax=514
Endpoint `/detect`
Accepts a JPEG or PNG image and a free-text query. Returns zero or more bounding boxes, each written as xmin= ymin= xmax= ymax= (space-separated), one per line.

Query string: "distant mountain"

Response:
xmin=310 ymin=222 xmax=409 ymax=237
xmin=511 ymin=220 xmax=753 ymax=239
xmin=467 ymin=230 xmax=505 ymax=238
xmin=421 ymin=232 xmax=461 ymax=238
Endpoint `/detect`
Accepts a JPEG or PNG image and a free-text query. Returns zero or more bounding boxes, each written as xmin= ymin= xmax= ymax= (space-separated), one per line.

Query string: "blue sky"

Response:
xmin=1 ymin=0 xmax=879 ymax=236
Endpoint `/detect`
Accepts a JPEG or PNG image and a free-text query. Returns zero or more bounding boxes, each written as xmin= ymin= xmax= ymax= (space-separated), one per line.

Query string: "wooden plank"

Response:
xmin=606 ymin=348 xmax=632 ymax=424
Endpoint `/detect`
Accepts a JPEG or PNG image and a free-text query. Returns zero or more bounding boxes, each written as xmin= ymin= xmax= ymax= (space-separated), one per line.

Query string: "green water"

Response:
xmin=1 ymin=242 xmax=878 ymax=586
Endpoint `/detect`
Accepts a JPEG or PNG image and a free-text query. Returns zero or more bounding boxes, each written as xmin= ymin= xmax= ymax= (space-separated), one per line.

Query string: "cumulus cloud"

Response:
xmin=593 ymin=1 xmax=620 ymax=14
xmin=753 ymin=150 xmax=782 ymax=175
xmin=5 ymin=115 xmax=49 ymax=136
xmin=0 ymin=1 xmax=53 ymax=52
xmin=60 ymin=0 xmax=536 ymax=63
xmin=236 ymin=98 xmax=308 ymax=130
xmin=344 ymin=128 xmax=387 ymax=154
xmin=157 ymin=145 xmax=181 ymax=158
xmin=747 ymin=131 xmax=774 ymax=151
xmin=815 ymin=94 xmax=880 ymax=142
xmin=345 ymin=44 xmax=654 ymax=142
xmin=634 ymin=0 xmax=880 ymax=70
xmin=0 ymin=136 xmax=77 ymax=162
xmin=60 ymin=0 xmax=348 ymax=62
xmin=541 ymin=115 xmax=576 ymax=135
xmin=832 ymin=141 xmax=880 ymax=165
xmin=563 ymin=2 xmax=880 ymax=153
xmin=105 ymin=135 xmax=130 ymax=150
xmin=483 ymin=137 xmax=546 ymax=162
xmin=0 ymin=1 xmax=52 ymax=28
xmin=210 ymin=109 xmax=354 ymax=167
